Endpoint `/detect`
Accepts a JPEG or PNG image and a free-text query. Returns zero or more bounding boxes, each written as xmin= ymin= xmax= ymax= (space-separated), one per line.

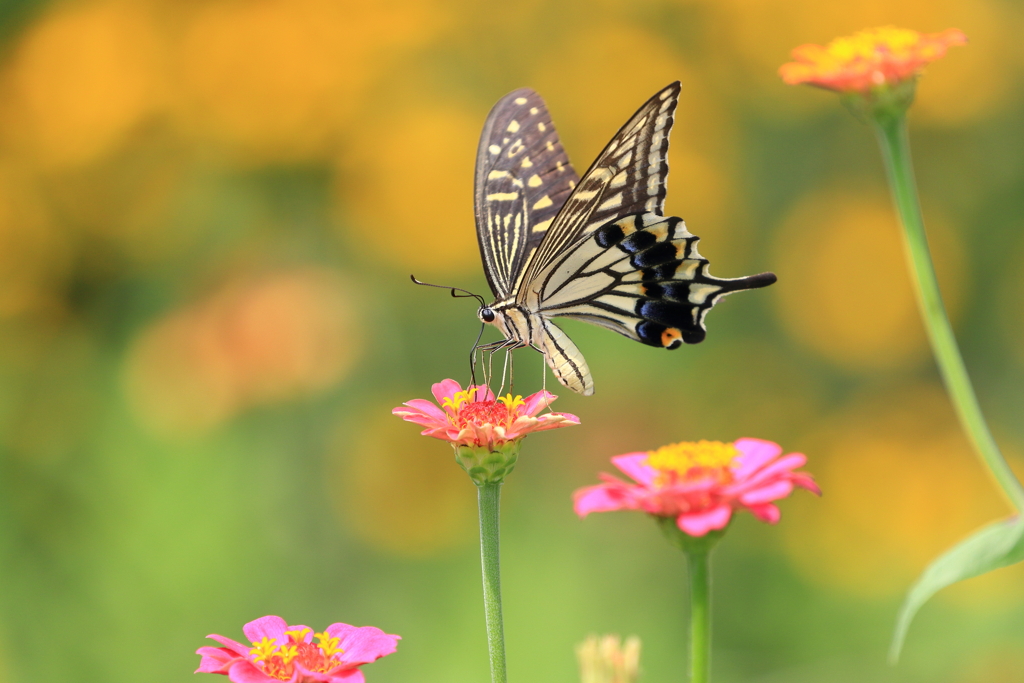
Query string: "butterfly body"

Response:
xmin=473 ymin=83 xmax=775 ymax=396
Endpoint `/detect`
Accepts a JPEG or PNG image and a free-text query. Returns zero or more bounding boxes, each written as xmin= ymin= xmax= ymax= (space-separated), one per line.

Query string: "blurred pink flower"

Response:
xmin=393 ymin=378 xmax=579 ymax=450
xmin=196 ymin=615 xmax=399 ymax=683
xmin=574 ymin=439 xmax=820 ymax=537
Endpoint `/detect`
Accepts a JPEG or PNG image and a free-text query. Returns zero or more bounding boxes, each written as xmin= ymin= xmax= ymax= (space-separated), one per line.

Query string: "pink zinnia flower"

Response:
xmin=393 ymin=378 xmax=579 ymax=448
xmin=393 ymin=379 xmax=580 ymax=484
xmin=574 ymin=438 xmax=820 ymax=537
xmin=196 ymin=615 xmax=399 ymax=683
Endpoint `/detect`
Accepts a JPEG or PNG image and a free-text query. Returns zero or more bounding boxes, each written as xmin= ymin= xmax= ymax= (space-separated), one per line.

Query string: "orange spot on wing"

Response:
xmin=661 ymin=327 xmax=682 ymax=347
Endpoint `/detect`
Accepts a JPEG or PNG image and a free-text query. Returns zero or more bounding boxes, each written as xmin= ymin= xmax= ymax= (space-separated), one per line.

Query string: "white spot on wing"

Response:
xmin=533 ymin=195 xmax=553 ymax=210
xmin=688 ymin=284 xmax=721 ymax=305
xmin=527 ymin=174 xmax=543 ymax=188
xmin=514 ymin=97 xmax=528 ymax=105
xmin=507 ymin=120 xmax=520 ymax=133
xmin=487 ymin=192 xmax=519 ymax=201
xmin=488 ymin=144 xmax=501 ymax=155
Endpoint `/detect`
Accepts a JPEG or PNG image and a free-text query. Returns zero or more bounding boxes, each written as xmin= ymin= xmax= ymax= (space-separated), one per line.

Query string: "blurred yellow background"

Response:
xmin=1 ymin=0 xmax=1023 ymax=681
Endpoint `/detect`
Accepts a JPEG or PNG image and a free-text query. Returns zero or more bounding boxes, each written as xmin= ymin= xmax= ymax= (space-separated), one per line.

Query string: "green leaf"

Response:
xmin=890 ymin=515 xmax=1024 ymax=663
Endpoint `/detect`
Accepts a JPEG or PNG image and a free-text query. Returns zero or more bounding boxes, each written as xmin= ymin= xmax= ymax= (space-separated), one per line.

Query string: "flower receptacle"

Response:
xmin=657 ymin=516 xmax=728 ymax=555
xmin=455 ymin=441 xmax=521 ymax=486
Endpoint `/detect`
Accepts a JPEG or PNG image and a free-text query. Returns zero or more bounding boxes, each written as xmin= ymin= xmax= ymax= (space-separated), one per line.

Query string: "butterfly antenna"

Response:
xmin=410 ymin=275 xmax=486 ymax=307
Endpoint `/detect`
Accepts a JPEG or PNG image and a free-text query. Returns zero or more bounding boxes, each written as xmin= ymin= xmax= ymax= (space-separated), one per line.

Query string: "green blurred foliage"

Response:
xmin=0 ymin=0 xmax=1023 ymax=682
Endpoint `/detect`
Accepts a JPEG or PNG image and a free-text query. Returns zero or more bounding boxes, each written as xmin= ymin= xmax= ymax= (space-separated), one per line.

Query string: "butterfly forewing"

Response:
xmin=474 ymin=89 xmax=580 ymax=299
xmin=517 ymin=81 xmax=681 ymax=298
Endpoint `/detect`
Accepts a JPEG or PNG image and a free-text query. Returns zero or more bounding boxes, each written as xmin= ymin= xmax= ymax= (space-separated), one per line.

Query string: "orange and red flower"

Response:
xmin=779 ymin=26 xmax=966 ymax=95
xmin=574 ymin=439 xmax=819 ymax=537
xmin=196 ymin=615 xmax=399 ymax=683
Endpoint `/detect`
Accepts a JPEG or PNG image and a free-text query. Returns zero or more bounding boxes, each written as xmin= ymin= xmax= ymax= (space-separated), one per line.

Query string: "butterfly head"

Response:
xmin=478 ymin=306 xmax=496 ymax=324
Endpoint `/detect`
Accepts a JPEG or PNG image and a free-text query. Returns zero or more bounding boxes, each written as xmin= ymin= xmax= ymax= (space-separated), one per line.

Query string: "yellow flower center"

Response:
xmin=247 ymin=629 xmax=346 ymax=681
xmin=647 ymin=440 xmax=738 ymax=484
xmin=497 ymin=393 xmax=525 ymax=411
xmin=441 ymin=387 xmax=479 ymax=412
xmin=827 ymin=26 xmax=921 ymax=62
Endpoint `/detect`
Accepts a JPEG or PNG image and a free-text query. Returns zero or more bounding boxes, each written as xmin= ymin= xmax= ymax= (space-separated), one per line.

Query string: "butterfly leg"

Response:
xmin=491 ymin=339 xmax=525 ymax=396
xmin=474 ymin=338 xmax=520 ymax=392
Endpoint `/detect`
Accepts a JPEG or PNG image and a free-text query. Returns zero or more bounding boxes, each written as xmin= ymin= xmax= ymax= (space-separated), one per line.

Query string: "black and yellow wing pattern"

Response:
xmin=473 ymin=82 xmax=775 ymax=396
xmin=473 ymin=88 xmax=580 ymax=300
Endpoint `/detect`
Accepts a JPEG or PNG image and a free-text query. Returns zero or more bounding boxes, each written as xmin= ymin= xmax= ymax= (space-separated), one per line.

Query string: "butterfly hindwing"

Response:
xmin=519 ymin=81 xmax=681 ymax=295
xmin=524 ymin=213 xmax=776 ymax=348
xmin=474 ymin=89 xmax=580 ymax=299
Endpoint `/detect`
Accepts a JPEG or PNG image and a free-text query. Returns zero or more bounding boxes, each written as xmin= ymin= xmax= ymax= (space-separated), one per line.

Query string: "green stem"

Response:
xmin=478 ymin=482 xmax=507 ymax=683
xmin=686 ymin=549 xmax=711 ymax=683
xmin=872 ymin=112 xmax=1024 ymax=512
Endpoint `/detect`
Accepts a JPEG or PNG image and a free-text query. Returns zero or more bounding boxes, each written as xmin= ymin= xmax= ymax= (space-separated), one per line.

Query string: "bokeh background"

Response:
xmin=1 ymin=0 xmax=1023 ymax=681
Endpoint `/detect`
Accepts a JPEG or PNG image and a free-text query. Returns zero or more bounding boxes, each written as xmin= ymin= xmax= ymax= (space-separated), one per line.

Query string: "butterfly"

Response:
xmin=472 ymin=82 xmax=775 ymax=396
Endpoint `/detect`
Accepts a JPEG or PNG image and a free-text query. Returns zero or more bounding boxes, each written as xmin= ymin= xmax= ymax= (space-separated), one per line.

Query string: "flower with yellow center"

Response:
xmin=576 ymin=438 xmax=819 ymax=538
xmin=394 ymin=379 xmax=579 ymax=485
xmin=779 ymin=26 xmax=966 ymax=96
xmin=196 ymin=615 xmax=399 ymax=683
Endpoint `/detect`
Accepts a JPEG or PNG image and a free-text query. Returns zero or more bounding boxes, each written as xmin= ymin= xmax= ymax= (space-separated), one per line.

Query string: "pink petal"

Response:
xmin=521 ymin=390 xmax=556 ymax=416
xmin=611 ymin=453 xmax=657 ymax=486
xmin=676 ymin=505 xmax=732 ymax=536
xmin=394 ymin=399 xmax=447 ymax=424
xmin=243 ymin=616 xmax=289 ymax=647
xmin=521 ymin=413 xmax=579 ymax=433
xmin=573 ymin=482 xmax=639 ymax=516
xmin=731 ymin=438 xmax=782 ymax=478
xmin=791 ymin=472 xmax=821 ymax=495
xmin=207 ymin=634 xmax=252 ymax=656
xmin=739 ymin=479 xmax=793 ymax=506
xmin=293 ymin=662 xmax=335 ymax=682
xmin=746 ymin=503 xmax=781 ymax=524
xmin=226 ymin=659 xmax=278 ymax=683
xmin=725 ymin=454 xmax=808 ymax=494
xmin=431 ymin=379 xmax=464 ymax=408
xmin=196 ymin=646 xmax=241 ymax=674
xmin=393 ymin=412 xmax=443 ymax=430
xmin=329 ymin=671 xmax=366 ymax=683
xmin=327 ymin=624 xmax=401 ymax=667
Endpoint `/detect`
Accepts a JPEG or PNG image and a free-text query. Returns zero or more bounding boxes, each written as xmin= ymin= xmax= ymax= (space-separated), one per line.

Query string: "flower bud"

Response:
xmin=577 ymin=634 xmax=641 ymax=683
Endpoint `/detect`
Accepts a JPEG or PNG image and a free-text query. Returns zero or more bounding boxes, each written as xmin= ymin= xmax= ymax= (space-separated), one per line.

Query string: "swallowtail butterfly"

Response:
xmin=473 ymin=82 xmax=775 ymax=396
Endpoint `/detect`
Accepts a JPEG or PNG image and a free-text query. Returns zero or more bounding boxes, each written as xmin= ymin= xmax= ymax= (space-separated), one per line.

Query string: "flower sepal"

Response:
xmin=840 ymin=77 xmax=917 ymax=125
xmin=455 ymin=440 xmax=520 ymax=486
xmin=657 ymin=516 xmax=728 ymax=555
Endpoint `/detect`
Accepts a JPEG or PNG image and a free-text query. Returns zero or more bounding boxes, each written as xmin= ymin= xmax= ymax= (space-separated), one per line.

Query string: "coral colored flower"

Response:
xmin=196 ymin=615 xmax=399 ymax=683
xmin=394 ymin=379 xmax=580 ymax=484
xmin=779 ymin=26 xmax=966 ymax=94
xmin=393 ymin=378 xmax=579 ymax=449
xmin=574 ymin=438 xmax=820 ymax=537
